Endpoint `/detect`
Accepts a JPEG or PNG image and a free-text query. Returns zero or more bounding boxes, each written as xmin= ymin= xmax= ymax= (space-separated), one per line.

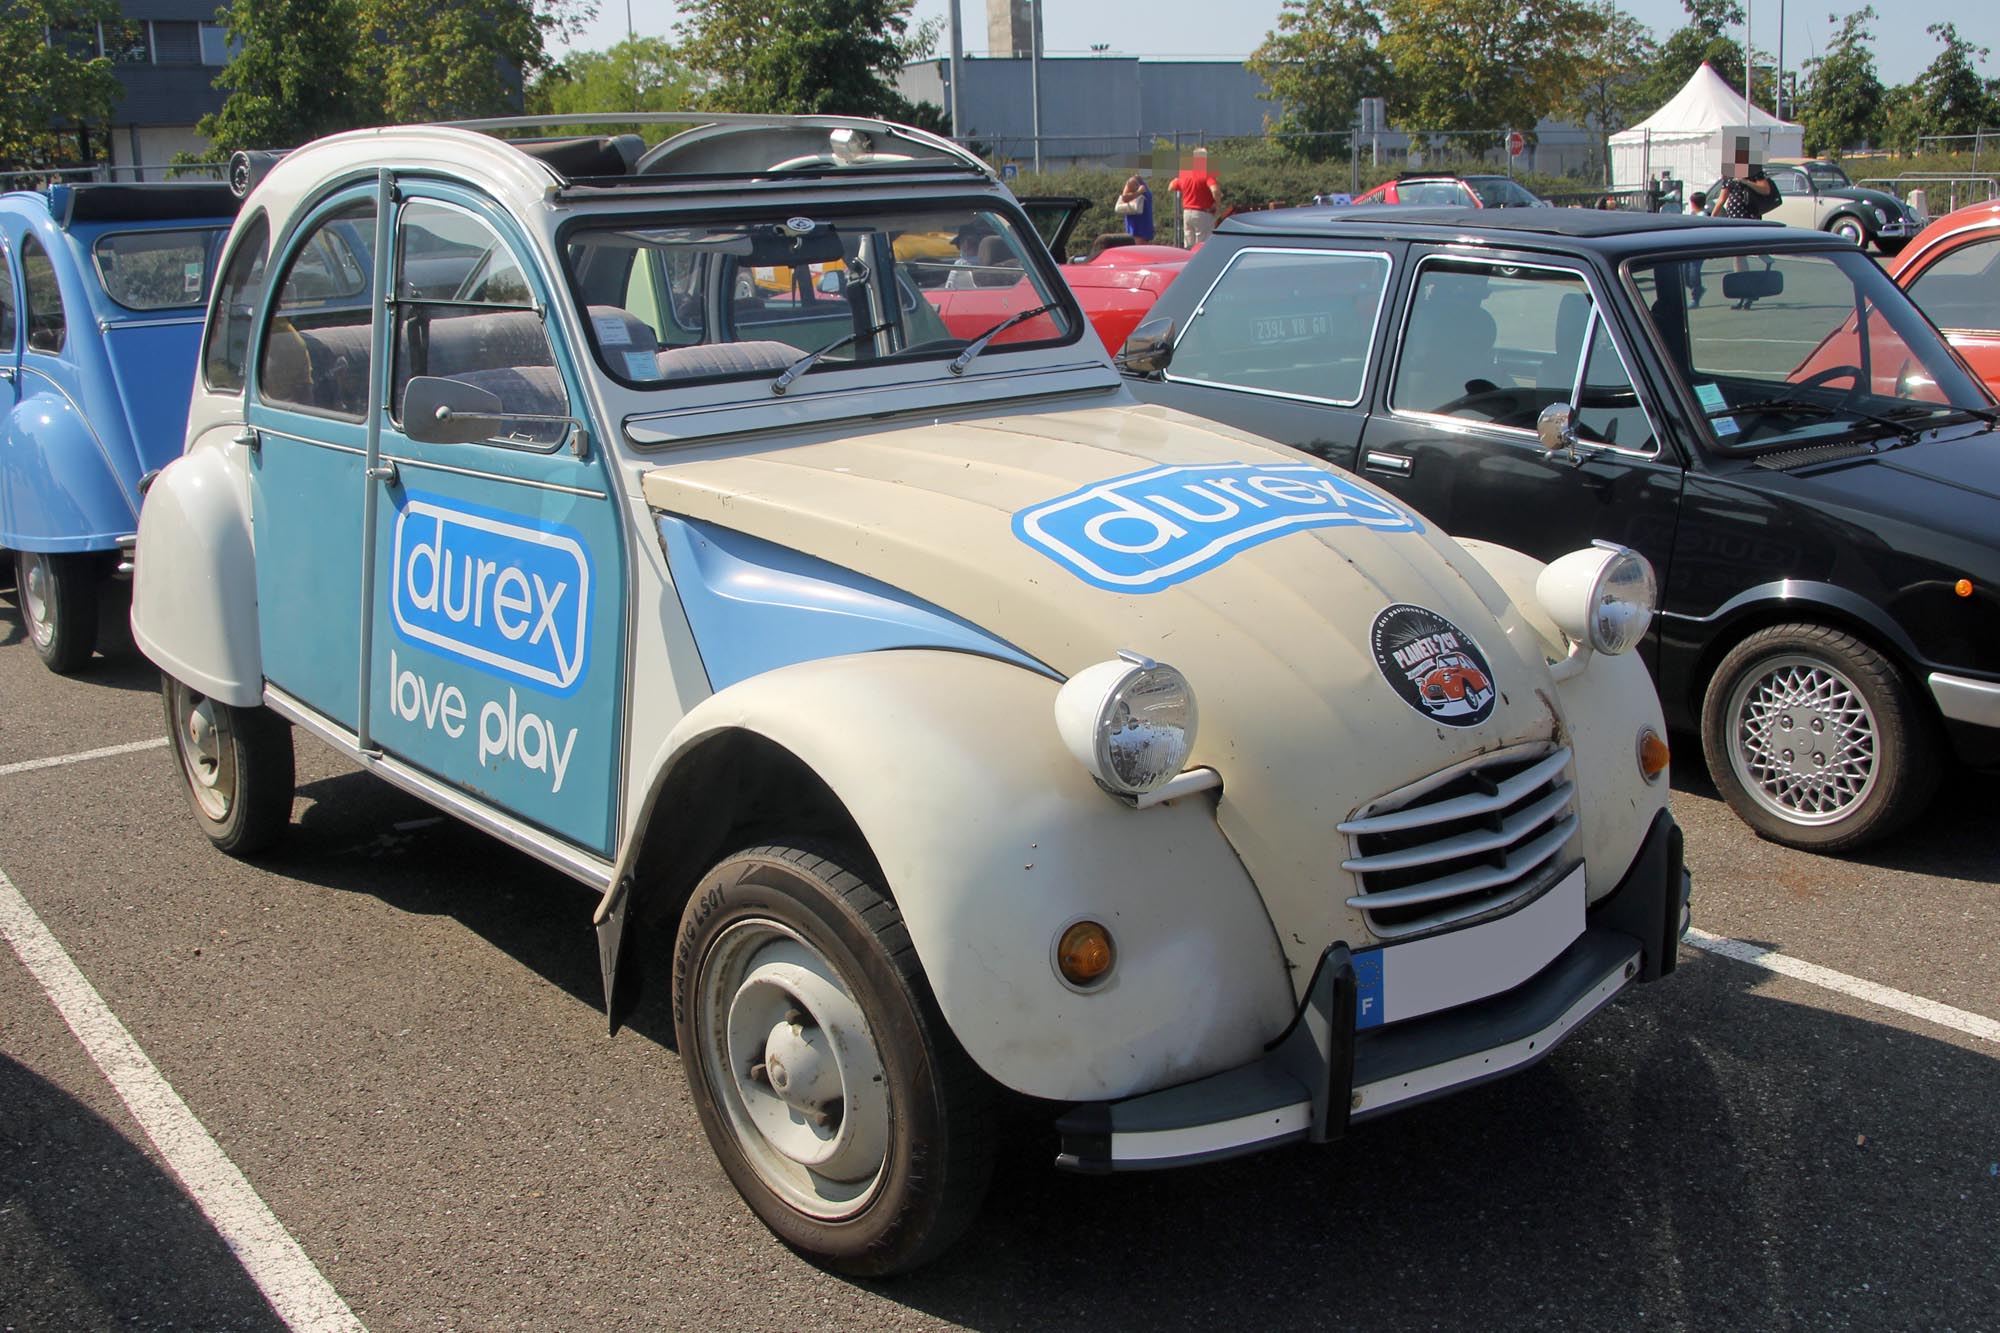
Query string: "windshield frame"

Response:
xmin=1619 ymin=240 xmax=1995 ymax=456
xmin=556 ymin=193 xmax=1088 ymax=394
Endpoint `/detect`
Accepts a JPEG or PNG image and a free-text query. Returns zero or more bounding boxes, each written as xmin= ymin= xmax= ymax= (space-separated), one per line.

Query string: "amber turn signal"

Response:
xmin=1637 ymin=728 xmax=1671 ymax=782
xmin=1056 ymin=921 xmax=1115 ymax=987
xmin=1956 ymin=578 xmax=1974 ymax=598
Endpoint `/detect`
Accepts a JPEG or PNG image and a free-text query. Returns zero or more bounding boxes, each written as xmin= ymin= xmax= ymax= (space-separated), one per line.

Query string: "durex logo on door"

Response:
xmin=391 ymin=493 xmax=591 ymax=695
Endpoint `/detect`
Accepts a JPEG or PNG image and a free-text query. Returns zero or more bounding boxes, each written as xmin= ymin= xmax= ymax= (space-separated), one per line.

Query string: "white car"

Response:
xmin=132 ymin=114 xmax=1691 ymax=1274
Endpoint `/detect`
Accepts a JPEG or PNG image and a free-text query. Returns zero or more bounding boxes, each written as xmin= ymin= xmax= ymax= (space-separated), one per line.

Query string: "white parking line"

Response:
xmin=0 ymin=736 xmax=168 ymax=778
xmin=0 ymin=869 xmax=367 ymax=1333
xmin=1686 ymin=927 xmax=2000 ymax=1047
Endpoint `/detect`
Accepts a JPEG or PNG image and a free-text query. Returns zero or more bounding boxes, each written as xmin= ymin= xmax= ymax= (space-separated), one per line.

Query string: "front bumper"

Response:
xmin=1056 ymin=808 xmax=1689 ymax=1173
xmin=1875 ymin=218 xmax=1920 ymax=240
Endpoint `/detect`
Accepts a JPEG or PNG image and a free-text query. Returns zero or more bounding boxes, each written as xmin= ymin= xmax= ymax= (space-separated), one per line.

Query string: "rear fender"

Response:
xmin=614 ymin=649 xmax=1296 ymax=1103
xmin=0 ymin=381 xmax=135 ymax=551
xmin=130 ymin=433 xmax=261 ymax=704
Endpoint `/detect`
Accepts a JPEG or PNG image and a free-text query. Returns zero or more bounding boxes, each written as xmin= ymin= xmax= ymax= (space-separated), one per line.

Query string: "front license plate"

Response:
xmin=1354 ymin=865 xmax=1586 ymax=1030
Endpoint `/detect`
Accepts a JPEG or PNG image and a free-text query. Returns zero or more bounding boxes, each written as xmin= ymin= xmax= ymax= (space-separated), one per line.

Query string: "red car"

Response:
xmin=1890 ymin=198 xmax=2000 ymax=395
xmin=1352 ymin=173 xmax=1547 ymax=209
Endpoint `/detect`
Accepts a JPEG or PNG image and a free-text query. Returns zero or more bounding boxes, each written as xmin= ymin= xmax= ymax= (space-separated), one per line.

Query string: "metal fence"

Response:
xmin=1914 ymin=132 xmax=2000 ymax=162
xmin=1854 ymin=173 xmax=2000 ymax=219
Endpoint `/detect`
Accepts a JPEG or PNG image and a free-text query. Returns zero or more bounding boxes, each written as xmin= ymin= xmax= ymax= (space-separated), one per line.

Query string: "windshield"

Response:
xmin=1630 ymin=247 xmax=1991 ymax=450
xmin=93 ymin=227 xmax=228 ymax=311
xmin=1466 ymin=177 xmax=1542 ymax=208
xmin=563 ymin=203 xmax=1076 ymax=389
xmin=1804 ymin=163 xmax=1852 ymax=190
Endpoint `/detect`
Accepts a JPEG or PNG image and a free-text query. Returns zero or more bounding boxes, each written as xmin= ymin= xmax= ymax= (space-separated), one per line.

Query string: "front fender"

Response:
xmin=130 ymin=439 xmax=262 ymax=705
xmin=630 ymin=649 xmax=1297 ymax=1103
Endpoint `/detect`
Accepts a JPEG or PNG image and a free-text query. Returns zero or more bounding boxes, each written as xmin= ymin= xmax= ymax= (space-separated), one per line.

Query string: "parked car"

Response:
xmin=1711 ymin=160 xmax=1921 ymax=254
xmin=133 ymin=118 xmax=1688 ymax=1274
xmin=1121 ymin=205 xmax=2000 ymax=852
xmin=0 ymin=182 xmax=238 ymax=671
xmin=1355 ymin=173 xmax=1547 ymax=209
xmin=1890 ymin=198 xmax=2000 ymax=394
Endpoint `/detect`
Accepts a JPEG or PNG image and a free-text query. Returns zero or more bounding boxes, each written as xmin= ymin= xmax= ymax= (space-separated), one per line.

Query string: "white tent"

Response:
xmin=1610 ymin=63 xmax=1805 ymax=191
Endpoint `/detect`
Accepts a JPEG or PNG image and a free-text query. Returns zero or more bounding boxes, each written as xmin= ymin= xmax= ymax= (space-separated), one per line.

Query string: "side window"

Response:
xmin=1908 ymin=237 xmax=2000 ymax=333
xmin=21 ymin=234 xmax=66 ymax=355
xmin=1771 ymin=169 xmax=1809 ymax=195
xmin=203 ymin=215 xmax=270 ymax=393
xmin=1391 ymin=260 xmax=1591 ymax=430
xmin=391 ymin=200 xmax=571 ymax=447
xmin=1571 ymin=316 xmax=1657 ymax=454
xmin=258 ymin=199 xmax=377 ymax=419
xmin=0 ymin=240 xmax=15 ymax=352
xmin=1168 ymin=249 xmax=1390 ymax=405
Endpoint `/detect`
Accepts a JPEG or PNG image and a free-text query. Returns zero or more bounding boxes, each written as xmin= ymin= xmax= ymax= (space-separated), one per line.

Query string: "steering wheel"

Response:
xmin=1792 ymin=364 xmax=1865 ymax=394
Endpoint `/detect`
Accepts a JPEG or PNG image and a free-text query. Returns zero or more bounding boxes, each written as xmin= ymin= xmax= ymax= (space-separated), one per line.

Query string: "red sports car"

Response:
xmin=1352 ymin=173 xmax=1547 ymax=209
xmin=1890 ymin=198 xmax=2000 ymax=395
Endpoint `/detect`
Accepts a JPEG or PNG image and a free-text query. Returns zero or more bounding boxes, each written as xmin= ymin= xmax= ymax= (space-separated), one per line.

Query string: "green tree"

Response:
xmin=1246 ymin=0 xmax=1389 ymax=156
xmin=358 ymin=0 xmax=550 ymax=122
xmin=527 ymin=37 xmax=700 ymax=127
xmin=675 ymin=0 xmax=936 ymax=119
xmin=1638 ymin=0 xmax=1746 ymax=114
xmin=1798 ymin=6 xmax=1883 ymax=159
xmin=1562 ymin=1 xmax=1659 ymax=180
xmin=1905 ymin=22 xmax=1997 ymax=140
xmin=1379 ymin=0 xmax=1607 ymax=151
xmin=0 ymin=0 xmax=125 ymax=167
xmin=197 ymin=0 xmax=368 ymax=151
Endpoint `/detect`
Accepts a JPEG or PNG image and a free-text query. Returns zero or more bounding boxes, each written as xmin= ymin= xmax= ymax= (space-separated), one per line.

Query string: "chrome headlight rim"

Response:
xmin=1534 ymin=542 xmax=1657 ymax=658
xmin=1053 ymin=651 xmax=1199 ymax=797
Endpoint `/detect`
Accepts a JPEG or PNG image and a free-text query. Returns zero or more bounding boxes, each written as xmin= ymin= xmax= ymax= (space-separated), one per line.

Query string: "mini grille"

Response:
xmin=1338 ymin=745 xmax=1578 ymax=939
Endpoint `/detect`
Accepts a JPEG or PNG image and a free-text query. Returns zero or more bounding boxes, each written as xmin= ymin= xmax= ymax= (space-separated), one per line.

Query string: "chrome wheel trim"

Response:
xmin=19 ymin=553 xmax=54 ymax=651
xmin=169 ymin=680 xmax=236 ymax=824
xmin=698 ymin=917 xmax=891 ymax=1221
xmin=1726 ymin=652 xmax=1880 ymax=827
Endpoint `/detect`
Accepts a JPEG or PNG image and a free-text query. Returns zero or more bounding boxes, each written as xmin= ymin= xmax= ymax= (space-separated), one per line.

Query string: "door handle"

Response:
xmin=1362 ymin=450 xmax=1413 ymax=476
xmin=365 ymin=460 xmax=400 ymax=486
xmin=0 ymin=365 xmax=14 ymax=381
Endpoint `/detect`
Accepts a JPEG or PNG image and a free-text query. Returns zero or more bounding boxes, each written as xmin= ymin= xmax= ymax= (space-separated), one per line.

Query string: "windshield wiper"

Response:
xmin=771 ymin=321 xmax=894 ymax=396
xmin=1706 ymin=397 xmax=1919 ymax=446
xmin=949 ymin=302 xmax=1060 ymax=376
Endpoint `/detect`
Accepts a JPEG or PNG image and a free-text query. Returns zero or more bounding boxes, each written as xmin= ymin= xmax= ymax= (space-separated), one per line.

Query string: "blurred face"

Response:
xmin=1723 ymin=135 xmax=1765 ymax=180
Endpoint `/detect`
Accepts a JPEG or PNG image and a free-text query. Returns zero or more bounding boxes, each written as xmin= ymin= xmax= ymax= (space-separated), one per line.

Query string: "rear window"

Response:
xmin=93 ymin=228 xmax=225 ymax=311
xmin=1166 ymin=248 xmax=1392 ymax=406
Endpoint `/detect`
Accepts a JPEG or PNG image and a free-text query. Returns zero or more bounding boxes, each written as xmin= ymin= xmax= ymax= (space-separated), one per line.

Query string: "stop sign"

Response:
xmin=1508 ymin=131 xmax=1525 ymax=158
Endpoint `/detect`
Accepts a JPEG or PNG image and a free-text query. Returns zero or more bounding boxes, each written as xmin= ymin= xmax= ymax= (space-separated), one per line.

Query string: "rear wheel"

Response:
xmin=14 ymin=550 xmax=98 ymax=674
xmin=673 ymin=843 xmax=994 ymax=1275
xmin=1700 ymin=624 xmax=1937 ymax=852
xmin=161 ymin=675 xmax=295 ymax=856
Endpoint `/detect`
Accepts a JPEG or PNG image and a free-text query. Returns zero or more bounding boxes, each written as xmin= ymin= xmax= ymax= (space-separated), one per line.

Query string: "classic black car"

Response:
xmin=1122 ymin=206 xmax=2000 ymax=851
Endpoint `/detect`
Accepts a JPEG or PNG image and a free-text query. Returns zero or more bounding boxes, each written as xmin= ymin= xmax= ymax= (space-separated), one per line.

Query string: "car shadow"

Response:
xmin=0 ymin=1053 xmax=288 ymax=1331
xmin=0 ymin=582 xmax=158 ymax=693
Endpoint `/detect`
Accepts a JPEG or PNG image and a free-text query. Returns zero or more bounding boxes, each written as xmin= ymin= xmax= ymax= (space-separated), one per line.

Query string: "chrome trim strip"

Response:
xmin=98 ymin=314 xmax=206 ymax=332
xmin=1339 ymin=748 xmax=1572 ymax=835
xmin=256 ymin=426 xmax=365 ymax=455
xmin=1344 ymin=814 xmax=1577 ymax=911
xmin=263 ymin=683 xmax=616 ymax=892
xmin=1929 ymin=671 xmax=2000 ymax=728
xmin=252 ymin=428 xmax=607 ymax=498
xmin=1342 ymin=783 xmax=1574 ymax=873
xmin=1351 ymin=948 xmax=1636 ymax=1118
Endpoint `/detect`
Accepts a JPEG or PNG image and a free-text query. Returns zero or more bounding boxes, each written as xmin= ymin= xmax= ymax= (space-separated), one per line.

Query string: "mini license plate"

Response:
xmin=1354 ymin=865 xmax=1586 ymax=1030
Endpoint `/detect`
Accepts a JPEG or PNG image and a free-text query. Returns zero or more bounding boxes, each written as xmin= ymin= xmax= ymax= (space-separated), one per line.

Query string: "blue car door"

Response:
xmin=245 ymin=190 xmax=380 ymax=727
xmin=361 ymin=187 xmax=628 ymax=856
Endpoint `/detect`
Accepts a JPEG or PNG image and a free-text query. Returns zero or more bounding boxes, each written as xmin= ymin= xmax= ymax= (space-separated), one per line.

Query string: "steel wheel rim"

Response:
xmin=697 ymin=917 xmax=891 ymax=1221
xmin=1726 ymin=652 xmax=1879 ymax=826
xmin=19 ymin=553 xmax=54 ymax=651
xmin=170 ymin=680 xmax=236 ymax=823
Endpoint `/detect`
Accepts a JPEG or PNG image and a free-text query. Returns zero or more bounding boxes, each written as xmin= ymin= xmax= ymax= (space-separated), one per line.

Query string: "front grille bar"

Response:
xmin=1336 ymin=749 xmax=1571 ymax=837
xmin=1343 ymin=814 xmax=1578 ymax=911
xmin=1340 ymin=783 xmax=1575 ymax=875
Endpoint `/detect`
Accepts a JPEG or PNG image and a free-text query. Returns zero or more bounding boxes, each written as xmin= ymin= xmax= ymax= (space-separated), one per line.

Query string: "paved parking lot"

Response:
xmin=3 ymin=586 xmax=1997 ymax=1332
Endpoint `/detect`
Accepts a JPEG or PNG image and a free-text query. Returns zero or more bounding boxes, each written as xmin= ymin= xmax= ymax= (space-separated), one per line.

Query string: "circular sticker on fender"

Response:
xmin=1370 ymin=604 xmax=1497 ymax=727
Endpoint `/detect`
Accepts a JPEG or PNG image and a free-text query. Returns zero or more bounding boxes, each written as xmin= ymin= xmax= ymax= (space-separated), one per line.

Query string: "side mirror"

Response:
xmin=403 ymin=376 xmax=502 ymax=444
xmin=1119 ymin=318 xmax=1176 ymax=376
xmin=1538 ymin=401 xmax=1579 ymax=460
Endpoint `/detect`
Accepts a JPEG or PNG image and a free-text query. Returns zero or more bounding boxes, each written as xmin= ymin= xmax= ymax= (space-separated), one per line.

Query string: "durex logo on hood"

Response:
xmin=391 ymin=493 xmax=592 ymax=695
xmin=1014 ymin=463 xmax=1420 ymax=592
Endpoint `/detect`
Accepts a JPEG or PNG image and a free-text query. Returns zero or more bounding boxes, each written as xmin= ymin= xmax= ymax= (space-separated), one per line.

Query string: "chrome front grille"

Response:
xmin=1339 ymin=744 xmax=1579 ymax=939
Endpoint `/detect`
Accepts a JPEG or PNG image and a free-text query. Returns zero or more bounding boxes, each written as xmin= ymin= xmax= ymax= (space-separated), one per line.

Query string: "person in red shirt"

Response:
xmin=1169 ymin=147 xmax=1221 ymax=248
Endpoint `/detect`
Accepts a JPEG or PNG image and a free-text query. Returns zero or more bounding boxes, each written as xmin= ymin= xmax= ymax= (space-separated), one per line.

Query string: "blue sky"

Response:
xmin=576 ymin=1 xmax=1993 ymax=89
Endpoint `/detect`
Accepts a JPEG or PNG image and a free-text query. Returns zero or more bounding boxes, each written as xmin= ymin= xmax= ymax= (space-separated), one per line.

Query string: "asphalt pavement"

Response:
xmin=2 ymin=586 xmax=1996 ymax=1332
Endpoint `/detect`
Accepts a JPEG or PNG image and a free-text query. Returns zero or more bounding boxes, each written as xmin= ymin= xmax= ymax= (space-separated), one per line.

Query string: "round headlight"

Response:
xmin=1054 ymin=653 xmax=1198 ymax=796
xmin=1535 ymin=545 xmax=1657 ymax=656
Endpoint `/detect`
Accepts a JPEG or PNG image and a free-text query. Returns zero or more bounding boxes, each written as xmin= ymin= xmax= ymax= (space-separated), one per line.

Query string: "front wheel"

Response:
xmin=1700 ymin=624 xmax=1937 ymax=852
xmin=14 ymin=550 xmax=98 ymax=674
xmin=1828 ymin=215 xmax=1869 ymax=247
xmin=673 ymin=844 xmax=994 ymax=1276
xmin=161 ymin=676 xmax=295 ymax=856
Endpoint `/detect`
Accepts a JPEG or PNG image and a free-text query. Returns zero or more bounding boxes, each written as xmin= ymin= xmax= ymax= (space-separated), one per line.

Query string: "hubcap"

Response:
xmin=19 ymin=553 xmax=53 ymax=650
xmin=1726 ymin=653 xmax=1879 ymax=826
xmin=698 ymin=919 xmax=891 ymax=1220
xmin=170 ymin=681 xmax=236 ymax=823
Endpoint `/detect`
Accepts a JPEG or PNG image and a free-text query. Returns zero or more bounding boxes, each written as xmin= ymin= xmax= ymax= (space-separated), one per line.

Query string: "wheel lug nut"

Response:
xmin=749 ymin=1062 xmax=769 ymax=1084
xmin=784 ymin=1008 xmax=805 ymax=1028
